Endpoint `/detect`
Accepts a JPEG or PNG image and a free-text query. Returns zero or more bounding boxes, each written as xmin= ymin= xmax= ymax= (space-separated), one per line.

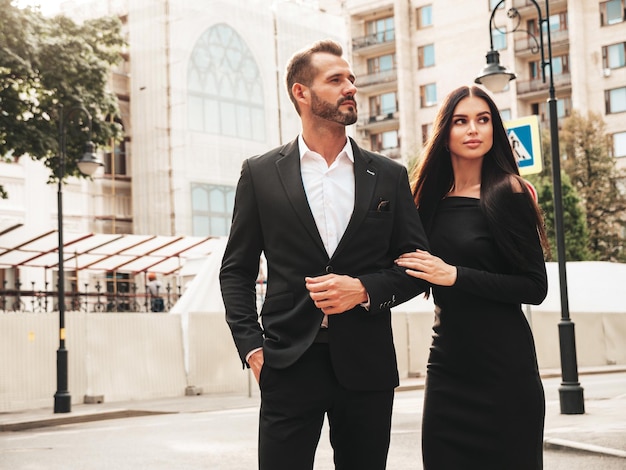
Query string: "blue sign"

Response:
xmin=504 ymin=115 xmax=542 ymax=175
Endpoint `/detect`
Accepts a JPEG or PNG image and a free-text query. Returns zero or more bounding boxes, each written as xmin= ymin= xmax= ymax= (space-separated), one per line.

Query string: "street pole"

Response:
xmin=54 ymin=104 xmax=103 ymax=414
xmin=475 ymin=0 xmax=584 ymax=414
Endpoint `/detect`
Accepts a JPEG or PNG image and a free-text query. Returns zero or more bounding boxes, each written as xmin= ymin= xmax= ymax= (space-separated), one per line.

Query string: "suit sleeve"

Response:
xmin=220 ymin=159 xmax=265 ymax=366
xmin=358 ymin=166 xmax=430 ymax=312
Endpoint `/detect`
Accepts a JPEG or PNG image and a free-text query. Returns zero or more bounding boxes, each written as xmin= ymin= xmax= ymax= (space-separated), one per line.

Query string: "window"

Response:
xmin=600 ymin=0 xmax=625 ymax=26
xmin=603 ymin=42 xmax=626 ymax=69
xmin=421 ymin=123 xmax=432 ymax=144
xmin=606 ymin=87 xmax=626 ymax=114
xmin=418 ymin=44 xmax=435 ymax=68
xmin=187 ymin=24 xmax=265 ymax=141
xmin=533 ymin=97 xmax=572 ymax=121
xmin=371 ymin=130 xmax=399 ymax=152
xmin=366 ymin=16 xmax=394 ymax=43
xmin=369 ymin=92 xmax=398 ymax=117
xmin=613 ymin=131 xmax=626 ymax=157
xmin=491 ymin=29 xmax=507 ymax=51
xmin=528 ymin=12 xmax=568 ymax=36
xmin=499 ymin=109 xmax=512 ymax=122
xmin=420 ymin=83 xmax=437 ymax=108
xmin=367 ymin=54 xmax=396 ymax=73
xmin=417 ymin=5 xmax=433 ymax=29
xmin=191 ymin=183 xmax=235 ymax=237
xmin=529 ymin=54 xmax=569 ymax=79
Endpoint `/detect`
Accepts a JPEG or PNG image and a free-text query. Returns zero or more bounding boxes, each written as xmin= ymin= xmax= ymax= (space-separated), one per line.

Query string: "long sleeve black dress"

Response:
xmin=421 ymin=194 xmax=548 ymax=469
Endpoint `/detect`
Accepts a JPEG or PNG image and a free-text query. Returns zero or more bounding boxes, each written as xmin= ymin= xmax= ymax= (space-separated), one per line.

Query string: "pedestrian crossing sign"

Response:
xmin=504 ymin=115 xmax=542 ymax=175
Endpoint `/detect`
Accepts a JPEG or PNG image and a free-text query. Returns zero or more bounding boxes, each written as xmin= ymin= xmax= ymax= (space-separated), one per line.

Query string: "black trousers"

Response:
xmin=258 ymin=342 xmax=394 ymax=470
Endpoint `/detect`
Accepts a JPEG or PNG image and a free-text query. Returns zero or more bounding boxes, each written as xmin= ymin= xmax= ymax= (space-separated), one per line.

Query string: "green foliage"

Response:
xmin=0 ymin=0 xmax=126 ymax=196
xmin=526 ymin=172 xmax=593 ymax=262
xmin=560 ymin=111 xmax=626 ymax=262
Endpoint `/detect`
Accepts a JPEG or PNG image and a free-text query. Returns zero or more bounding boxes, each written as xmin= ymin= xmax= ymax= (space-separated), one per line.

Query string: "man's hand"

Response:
xmin=248 ymin=349 xmax=264 ymax=384
xmin=305 ymin=274 xmax=368 ymax=315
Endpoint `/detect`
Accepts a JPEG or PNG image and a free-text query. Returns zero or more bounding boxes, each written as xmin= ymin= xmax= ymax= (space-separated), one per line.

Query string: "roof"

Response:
xmin=0 ymin=225 xmax=219 ymax=276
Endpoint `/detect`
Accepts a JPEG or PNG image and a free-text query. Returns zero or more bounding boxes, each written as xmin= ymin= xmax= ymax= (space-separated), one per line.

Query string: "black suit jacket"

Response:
xmin=220 ymin=137 xmax=429 ymax=391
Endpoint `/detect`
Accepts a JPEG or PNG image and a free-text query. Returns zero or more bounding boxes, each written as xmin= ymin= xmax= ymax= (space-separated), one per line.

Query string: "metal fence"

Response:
xmin=0 ymin=279 xmax=181 ymax=313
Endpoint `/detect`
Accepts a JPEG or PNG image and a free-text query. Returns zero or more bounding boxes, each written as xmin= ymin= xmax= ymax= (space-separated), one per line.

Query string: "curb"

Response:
xmin=544 ymin=437 xmax=626 ymax=458
xmin=0 ymin=410 xmax=172 ymax=432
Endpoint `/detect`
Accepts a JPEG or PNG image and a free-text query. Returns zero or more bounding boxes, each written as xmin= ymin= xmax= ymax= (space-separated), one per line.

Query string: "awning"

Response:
xmin=0 ymin=225 xmax=219 ymax=276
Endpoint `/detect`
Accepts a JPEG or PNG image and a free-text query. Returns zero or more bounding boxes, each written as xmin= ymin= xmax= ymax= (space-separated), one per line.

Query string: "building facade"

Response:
xmin=344 ymin=0 xmax=626 ymax=171
xmin=2 ymin=0 xmax=625 ymax=311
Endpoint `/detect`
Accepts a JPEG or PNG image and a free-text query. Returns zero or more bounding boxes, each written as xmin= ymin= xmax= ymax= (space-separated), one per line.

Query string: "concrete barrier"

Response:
xmin=1 ymin=308 xmax=625 ymax=412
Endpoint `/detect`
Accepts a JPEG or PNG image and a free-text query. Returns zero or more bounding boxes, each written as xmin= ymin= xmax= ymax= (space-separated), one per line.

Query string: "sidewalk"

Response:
xmin=2 ymin=366 xmax=625 ymax=459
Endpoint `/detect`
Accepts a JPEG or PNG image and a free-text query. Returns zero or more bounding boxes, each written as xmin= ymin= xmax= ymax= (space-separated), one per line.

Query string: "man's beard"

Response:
xmin=310 ymin=90 xmax=358 ymax=126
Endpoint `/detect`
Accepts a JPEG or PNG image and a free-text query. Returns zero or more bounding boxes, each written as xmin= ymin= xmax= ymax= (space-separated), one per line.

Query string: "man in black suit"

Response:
xmin=220 ymin=39 xmax=429 ymax=470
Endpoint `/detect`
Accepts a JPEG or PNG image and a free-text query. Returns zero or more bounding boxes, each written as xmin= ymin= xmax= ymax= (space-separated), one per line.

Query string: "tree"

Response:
xmin=0 ymin=0 xmax=125 ymax=197
xmin=526 ymin=126 xmax=593 ymax=262
xmin=526 ymin=172 xmax=593 ymax=262
xmin=560 ymin=111 xmax=626 ymax=262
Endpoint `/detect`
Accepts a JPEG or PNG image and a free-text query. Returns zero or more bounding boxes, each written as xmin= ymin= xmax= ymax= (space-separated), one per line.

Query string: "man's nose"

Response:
xmin=345 ymin=80 xmax=357 ymax=96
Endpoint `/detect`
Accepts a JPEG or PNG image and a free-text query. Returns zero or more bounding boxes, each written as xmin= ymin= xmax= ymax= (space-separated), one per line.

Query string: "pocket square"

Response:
xmin=377 ymin=199 xmax=390 ymax=212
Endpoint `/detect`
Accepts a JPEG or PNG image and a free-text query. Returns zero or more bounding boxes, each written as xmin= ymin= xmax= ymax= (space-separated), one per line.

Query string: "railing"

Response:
xmin=352 ymin=29 xmax=395 ymax=50
xmin=356 ymin=68 xmax=398 ymax=88
xmin=0 ymin=279 xmax=181 ymax=313
xmin=516 ymin=72 xmax=571 ymax=94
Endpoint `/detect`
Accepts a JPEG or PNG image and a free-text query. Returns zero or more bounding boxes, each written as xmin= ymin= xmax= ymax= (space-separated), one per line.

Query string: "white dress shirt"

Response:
xmin=299 ymin=135 xmax=355 ymax=328
xmin=299 ymin=135 xmax=355 ymax=258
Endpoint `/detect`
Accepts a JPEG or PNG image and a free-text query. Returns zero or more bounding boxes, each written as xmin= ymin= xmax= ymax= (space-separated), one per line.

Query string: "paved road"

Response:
xmin=1 ymin=373 xmax=625 ymax=469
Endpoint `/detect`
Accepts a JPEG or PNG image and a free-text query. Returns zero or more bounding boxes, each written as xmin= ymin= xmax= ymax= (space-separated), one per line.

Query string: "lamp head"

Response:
xmin=475 ymin=49 xmax=516 ymax=93
xmin=77 ymin=141 xmax=104 ymax=176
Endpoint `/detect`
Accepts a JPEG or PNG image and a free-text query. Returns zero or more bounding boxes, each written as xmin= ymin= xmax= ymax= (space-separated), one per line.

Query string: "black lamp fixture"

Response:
xmin=475 ymin=0 xmax=585 ymax=415
xmin=54 ymin=104 xmax=103 ymax=414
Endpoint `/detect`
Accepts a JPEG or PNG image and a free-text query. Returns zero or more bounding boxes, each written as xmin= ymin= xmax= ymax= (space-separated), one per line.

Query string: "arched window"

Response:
xmin=187 ymin=24 xmax=265 ymax=141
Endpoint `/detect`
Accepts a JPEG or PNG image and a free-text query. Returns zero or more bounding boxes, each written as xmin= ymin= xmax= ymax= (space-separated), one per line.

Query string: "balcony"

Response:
xmin=355 ymin=68 xmax=397 ymax=92
xmin=359 ymin=111 xmax=399 ymax=132
xmin=514 ymin=29 xmax=569 ymax=56
xmin=516 ymin=72 xmax=571 ymax=97
xmin=352 ymin=29 xmax=395 ymax=56
xmin=511 ymin=0 xmax=567 ymax=13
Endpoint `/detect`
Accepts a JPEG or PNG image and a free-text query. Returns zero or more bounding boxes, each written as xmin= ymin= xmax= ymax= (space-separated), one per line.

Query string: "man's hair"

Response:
xmin=285 ymin=39 xmax=344 ymax=115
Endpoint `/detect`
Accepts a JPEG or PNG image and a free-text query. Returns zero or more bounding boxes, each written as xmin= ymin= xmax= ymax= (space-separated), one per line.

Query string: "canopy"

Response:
xmin=0 ymin=225 xmax=217 ymax=275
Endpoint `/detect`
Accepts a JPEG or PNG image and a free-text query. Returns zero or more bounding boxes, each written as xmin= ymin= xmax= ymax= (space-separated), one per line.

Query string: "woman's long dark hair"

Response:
xmin=410 ymin=85 xmax=549 ymax=267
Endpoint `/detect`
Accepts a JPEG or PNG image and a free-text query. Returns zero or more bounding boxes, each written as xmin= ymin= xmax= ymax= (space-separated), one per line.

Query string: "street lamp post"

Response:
xmin=54 ymin=104 xmax=103 ymax=414
xmin=475 ymin=0 xmax=585 ymax=415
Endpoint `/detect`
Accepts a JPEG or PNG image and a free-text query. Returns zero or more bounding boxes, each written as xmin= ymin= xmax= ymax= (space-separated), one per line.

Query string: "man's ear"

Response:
xmin=292 ymin=83 xmax=308 ymax=103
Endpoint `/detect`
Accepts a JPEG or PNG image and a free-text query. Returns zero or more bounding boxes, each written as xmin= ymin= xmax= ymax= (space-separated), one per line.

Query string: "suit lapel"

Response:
xmin=275 ymin=140 xmax=327 ymax=255
xmin=332 ymin=139 xmax=377 ymax=260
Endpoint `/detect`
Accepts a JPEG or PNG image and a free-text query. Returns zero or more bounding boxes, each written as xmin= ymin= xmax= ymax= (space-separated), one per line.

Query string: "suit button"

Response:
xmin=325 ymin=265 xmax=334 ymax=273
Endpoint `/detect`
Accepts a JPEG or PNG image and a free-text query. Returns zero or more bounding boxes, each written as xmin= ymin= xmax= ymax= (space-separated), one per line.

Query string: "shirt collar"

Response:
xmin=298 ymin=134 xmax=354 ymax=163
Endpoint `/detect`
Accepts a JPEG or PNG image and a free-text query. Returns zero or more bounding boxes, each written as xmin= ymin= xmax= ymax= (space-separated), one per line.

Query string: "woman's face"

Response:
xmin=447 ymin=95 xmax=494 ymax=162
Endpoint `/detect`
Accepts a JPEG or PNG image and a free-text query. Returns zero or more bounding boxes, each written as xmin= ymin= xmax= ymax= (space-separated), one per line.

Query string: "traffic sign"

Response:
xmin=504 ymin=115 xmax=542 ymax=175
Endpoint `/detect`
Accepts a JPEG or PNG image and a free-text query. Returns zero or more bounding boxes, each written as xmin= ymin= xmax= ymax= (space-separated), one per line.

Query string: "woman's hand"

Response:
xmin=396 ymin=249 xmax=457 ymax=287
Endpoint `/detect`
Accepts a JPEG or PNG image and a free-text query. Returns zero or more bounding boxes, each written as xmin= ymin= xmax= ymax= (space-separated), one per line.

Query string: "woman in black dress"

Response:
xmin=396 ymin=85 xmax=549 ymax=469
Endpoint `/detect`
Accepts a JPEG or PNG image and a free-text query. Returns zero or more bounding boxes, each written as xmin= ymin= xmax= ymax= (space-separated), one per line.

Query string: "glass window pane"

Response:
xmin=607 ymin=0 xmax=623 ymax=24
xmin=613 ymin=132 xmax=626 ymax=157
xmin=193 ymin=216 xmax=210 ymax=237
xmin=608 ymin=43 xmax=625 ymax=68
xmin=381 ymin=131 xmax=398 ymax=149
xmin=380 ymin=93 xmax=397 ymax=114
xmin=610 ymin=87 xmax=626 ymax=113
xmin=192 ymin=186 xmax=209 ymax=211
xmin=210 ymin=217 xmax=228 ymax=236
